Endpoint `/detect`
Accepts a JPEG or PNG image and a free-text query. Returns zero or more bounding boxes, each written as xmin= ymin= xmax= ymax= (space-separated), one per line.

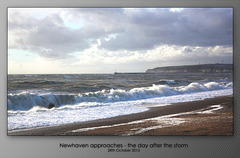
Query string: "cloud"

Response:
xmin=9 ymin=10 xmax=91 ymax=59
xmin=100 ymin=8 xmax=233 ymax=50
xmin=8 ymin=8 xmax=233 ymax=62
xmin=74 ymin=44 xmax=232 ymax=66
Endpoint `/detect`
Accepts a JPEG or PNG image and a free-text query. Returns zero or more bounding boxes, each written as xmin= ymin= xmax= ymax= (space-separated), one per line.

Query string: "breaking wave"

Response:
xmin=8 ymin=81 xmax=232 ymax=111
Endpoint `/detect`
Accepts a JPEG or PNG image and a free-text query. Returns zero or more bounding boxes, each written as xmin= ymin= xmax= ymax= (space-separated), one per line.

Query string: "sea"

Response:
xmin=7 ymin=72 xmax=233 ymax=131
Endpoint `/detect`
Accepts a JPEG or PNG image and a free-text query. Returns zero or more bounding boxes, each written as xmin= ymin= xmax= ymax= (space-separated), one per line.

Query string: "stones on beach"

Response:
xmin=48 ymin=103 xmax=55 ymax=109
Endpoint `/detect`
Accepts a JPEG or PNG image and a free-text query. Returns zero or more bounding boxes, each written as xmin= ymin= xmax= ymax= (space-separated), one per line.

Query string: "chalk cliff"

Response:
xmin=146 ymin=64 xmax=232 ymax=73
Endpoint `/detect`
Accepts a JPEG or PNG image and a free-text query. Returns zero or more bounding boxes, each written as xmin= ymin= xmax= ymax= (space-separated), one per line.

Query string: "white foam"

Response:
xmin=63 ymin=75 xmax=73 ymax=79
xmin=162 ymin=80 xmax=176 ymax=84
xmin=8 ymin=88 xmax=232 ymax=131
xmin=24 ymin=74 xmax=38 ymax=77
xmin=8 ymin=102 xmax=148 ymax=130
xmin=204 ymin=82 xmax=224 ymax=90
xmin=7 ymin=81 xmax=232 ymax=111
xmin=197 ymin=105 xmax=223 ymax=114
xmin=70 ymin=104 xmax=225 ymax=135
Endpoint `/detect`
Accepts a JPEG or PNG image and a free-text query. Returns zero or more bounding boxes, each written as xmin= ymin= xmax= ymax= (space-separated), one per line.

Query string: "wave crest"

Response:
xmin=8 ymin=81 xmax=231 ymax=111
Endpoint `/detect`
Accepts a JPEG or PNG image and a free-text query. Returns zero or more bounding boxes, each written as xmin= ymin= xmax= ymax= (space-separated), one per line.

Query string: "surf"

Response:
xmin=8 ymin=81 xmax=232 ymax=111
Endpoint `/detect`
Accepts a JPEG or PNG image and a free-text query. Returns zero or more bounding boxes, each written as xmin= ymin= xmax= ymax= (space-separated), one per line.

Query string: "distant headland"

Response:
xmin=146 ymin=64 xmax=232 ymax=73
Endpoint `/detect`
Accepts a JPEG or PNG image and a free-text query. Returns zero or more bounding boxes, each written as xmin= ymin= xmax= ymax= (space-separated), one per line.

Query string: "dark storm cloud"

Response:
xmin=100 ymin=8 xmax=233 ymax=51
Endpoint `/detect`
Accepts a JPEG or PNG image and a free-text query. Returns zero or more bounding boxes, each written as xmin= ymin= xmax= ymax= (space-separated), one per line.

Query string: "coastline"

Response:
xmin=8 ymin=95 xmax=233 ymax=136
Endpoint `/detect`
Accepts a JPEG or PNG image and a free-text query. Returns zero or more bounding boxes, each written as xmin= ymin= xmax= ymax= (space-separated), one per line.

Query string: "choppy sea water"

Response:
xmin=8 ymin=73 xmax=233 ymax=131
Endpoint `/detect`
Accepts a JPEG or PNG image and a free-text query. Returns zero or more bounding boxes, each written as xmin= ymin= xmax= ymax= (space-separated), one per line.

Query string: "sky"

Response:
xmin=8 ymin=8 xmax=233 ymax=74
